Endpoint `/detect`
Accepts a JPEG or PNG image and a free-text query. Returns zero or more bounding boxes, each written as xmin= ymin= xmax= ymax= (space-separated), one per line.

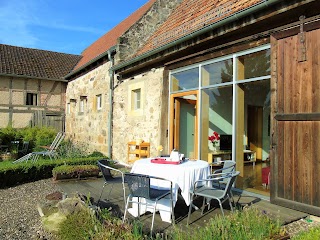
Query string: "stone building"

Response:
xmin=65 ymin=0 xmax=180 ymax=154
xmin=0 ymin=44 xmax=81 ymax=130
xmin=65 ymin=0 xmax=320 ymax=215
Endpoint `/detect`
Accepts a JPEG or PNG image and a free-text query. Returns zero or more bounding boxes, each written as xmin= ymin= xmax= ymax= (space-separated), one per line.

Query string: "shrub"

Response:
xmin=57 ymin=140 xmax=88 ymax=159
xmin=56 ymin=205 xmax=141 ymax=240
xmin=0 ymin=126 xmax=18 ymax=148
xmin=52 ymin=164 xmax=99 ymax=180
xmin=0 ymin=126 xmax=58 ymax=152
xmin=0 ymin=157 xmax=102 ymax=188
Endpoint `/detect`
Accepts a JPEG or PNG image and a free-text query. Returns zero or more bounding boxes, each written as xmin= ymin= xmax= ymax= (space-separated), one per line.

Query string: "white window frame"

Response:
xmin=128 ymin=80 xmax=144 ymax=116
xmin=132 ymin=88 xmax=141 ymax=110
xmin=79 ymin=99 xmax=85 ymax=113
xmin=96 ymin=94 xmax=102 ymax=110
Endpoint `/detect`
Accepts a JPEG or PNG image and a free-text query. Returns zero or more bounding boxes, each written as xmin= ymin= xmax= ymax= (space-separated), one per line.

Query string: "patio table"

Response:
xmin=128 ymin=158 xmax=210 ymax=223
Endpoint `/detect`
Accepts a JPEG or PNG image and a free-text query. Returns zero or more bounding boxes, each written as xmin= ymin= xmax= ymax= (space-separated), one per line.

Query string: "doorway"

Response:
xmin=169 ymin=91 xmax=198 ymax=159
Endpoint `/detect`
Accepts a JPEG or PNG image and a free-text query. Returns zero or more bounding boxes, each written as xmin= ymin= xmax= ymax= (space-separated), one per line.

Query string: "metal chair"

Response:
xmin=123 ymin=173 xmax=175 ymax=235
xmin=18 ymin=141 xmax=29 ymax=158
xmin=97 ymin=159 xmax=126 ymax=208
xmin=211 ymin=160 xmax=236 ymax=187
xmin=187 ymin=171 xmax=240 ymax=225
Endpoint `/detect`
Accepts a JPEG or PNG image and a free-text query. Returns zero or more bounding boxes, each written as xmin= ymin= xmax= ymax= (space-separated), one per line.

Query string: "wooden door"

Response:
xmin=271 ymin=27 xmax=320 ymax=215
xmin=169 ymin=91 xmax=198 ymax=159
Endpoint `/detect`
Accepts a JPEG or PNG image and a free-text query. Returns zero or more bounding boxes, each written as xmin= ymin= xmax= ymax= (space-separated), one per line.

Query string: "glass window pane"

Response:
xmin=171 ymin=67 xmax=199 ymax=92
xmin=235 ymin=79 xmax=270 ymax=190
xmin=201 ymin=59 xmax=233 ymax=86
xmin=200 ymin=86 xmax=233 ymax=162
xmin=237 ymin=49 xmax=270 ymax=80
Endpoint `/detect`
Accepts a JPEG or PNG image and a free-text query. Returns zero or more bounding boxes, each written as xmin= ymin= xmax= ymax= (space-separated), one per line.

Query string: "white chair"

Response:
xmin=187 ymin=171 xmax=240 ymax=225
xmin=13 ymin=132 xmax=65 ymax=163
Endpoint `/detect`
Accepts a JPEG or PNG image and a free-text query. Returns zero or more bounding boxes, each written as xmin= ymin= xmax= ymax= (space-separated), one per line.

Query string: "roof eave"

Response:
xmin=0 ymin=73 xmax=68 ymax=82
xmin=65 ymin=46 xmax=116 ymax=80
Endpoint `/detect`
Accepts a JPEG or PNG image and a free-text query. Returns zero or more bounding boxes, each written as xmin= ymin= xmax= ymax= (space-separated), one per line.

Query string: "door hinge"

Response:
xmin=298 ymin=15 xmax=307 ymax=62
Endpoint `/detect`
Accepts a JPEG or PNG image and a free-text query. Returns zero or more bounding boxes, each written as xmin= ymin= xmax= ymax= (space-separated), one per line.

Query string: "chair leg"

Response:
xmin=122 ymin=182 xmax=126 ymax=210
xmin=217 ymin=199 xmax=225 ymax=216
xmin=151 ymin=201 xmax=158 ymax=236
xmin=187 ymin=193 xmax=194 ymax=225
xmin=106 ymin=183 xmax=114 ymax=200
xmin=228 ymin=195 xmax=234 ymax=212
xmin=123 ymin=195 xmax=131 ymax=223
xmin=201 ymin=197 xmax=206 ymax=215
xmin=97 ymin=183 xmax=106 ymax=205
xmin=170 ymin=194 xmax=175 ymax=225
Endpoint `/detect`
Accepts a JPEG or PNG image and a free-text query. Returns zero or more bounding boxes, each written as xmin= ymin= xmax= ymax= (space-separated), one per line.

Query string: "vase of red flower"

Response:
xmin=208 ymin=131 xmax=220 ymax=152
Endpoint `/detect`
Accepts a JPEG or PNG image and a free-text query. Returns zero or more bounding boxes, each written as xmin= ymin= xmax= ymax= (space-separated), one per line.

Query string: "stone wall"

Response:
xmin=65 ymin=62 xmax=111 ymax=156
xmin=112 ymin=67 xmax=165 ymax=163
xmin=0 ymin=75 xmax=65 ymax=128
xmin=116 ymin=0 xmax=182 ymax=63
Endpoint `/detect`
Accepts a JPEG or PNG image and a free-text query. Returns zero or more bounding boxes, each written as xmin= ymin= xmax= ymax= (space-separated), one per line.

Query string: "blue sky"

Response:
xmin=0 ymin=0 xmax=149 ymax=55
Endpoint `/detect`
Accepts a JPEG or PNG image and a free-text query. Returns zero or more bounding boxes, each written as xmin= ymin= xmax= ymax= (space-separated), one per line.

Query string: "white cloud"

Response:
xmin=0 ymin=0 xmax=39 ymax=47
xmin=0 ymin=0 xmax=104 ymax=49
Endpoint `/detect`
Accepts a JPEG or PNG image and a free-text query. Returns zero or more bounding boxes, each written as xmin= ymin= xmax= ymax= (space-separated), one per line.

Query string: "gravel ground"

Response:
xmin=0 ymin=179 xmax=319 ymax=240
xmin=0 ymin=179 xmax=61 ymax=240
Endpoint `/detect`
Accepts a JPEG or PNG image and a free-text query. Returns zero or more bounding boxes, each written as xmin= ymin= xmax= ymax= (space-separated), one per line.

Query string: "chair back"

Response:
xmin=222 ymin=171 xmax=240 ymax=197
xmin=125 ymin=173 xmax=150 ymax=199
xmin=19 ymin=141 xmax=29 ymax=155
xmin=52 ymin=132 xmax=65 ymax=151
xmin=213 ymin=160 xmax=236 ymax=174
xmin=47 ymin=132 xmax=65 ymax=152
xmin=98 ymin=159 xmax=115 ymax=181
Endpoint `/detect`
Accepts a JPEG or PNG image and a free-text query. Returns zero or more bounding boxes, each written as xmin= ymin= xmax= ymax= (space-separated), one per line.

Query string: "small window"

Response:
xmin=26 ymin=93 xmax=37 ymax=106
xmin=79 ymin=99 xmax=85 ymax=113
xmin=132 ymin=88 xmax=141 ymax=110
xmin=96 ymin=94 xmax=102 ymax=110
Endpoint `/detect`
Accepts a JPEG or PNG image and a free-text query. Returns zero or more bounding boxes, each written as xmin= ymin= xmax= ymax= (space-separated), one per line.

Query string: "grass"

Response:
xmin=291 ymin=225 xmax=320 ymax=240
xmin=167 ymin=207 xmax=284 ymax=240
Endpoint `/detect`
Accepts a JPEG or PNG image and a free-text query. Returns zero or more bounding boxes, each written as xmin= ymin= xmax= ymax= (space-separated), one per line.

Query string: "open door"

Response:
xmin=169 ymin=91 xmax=198 ymax=159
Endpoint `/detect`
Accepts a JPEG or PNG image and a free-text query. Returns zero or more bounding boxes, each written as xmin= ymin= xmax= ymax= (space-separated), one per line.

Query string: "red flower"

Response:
xmin=208 ymin=131 xmax=220 ymax=143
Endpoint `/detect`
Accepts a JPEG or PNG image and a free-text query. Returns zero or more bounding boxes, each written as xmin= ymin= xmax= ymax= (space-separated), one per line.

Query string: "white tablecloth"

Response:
xmin=128 ymin=158 xmax=210 ymax=222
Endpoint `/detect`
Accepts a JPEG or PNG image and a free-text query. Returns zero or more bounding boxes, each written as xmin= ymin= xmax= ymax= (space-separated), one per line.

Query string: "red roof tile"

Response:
xmin=73 ymin=0 xmax=157 ymax=71
xmin=136 ymin=0 xmax=263 ymax=56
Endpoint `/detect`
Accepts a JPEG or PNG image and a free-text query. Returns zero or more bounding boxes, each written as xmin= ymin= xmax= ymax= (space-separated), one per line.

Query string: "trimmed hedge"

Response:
xmin=52 ymin=164 xmax=100 ymax=180
xmin=0 ymin=157 xmax=103 ymax=188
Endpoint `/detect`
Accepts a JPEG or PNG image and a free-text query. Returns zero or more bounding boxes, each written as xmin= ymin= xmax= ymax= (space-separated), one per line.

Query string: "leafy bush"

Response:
xmin=57 ymin=140 xmax=88 ymax=159
xmin=33 ymin=127 xmax=57 ymax=151
xmin=0 ymin=126 xmax=18 ymax=149
xmin=0 ymin=126 xmax=58 ymax=152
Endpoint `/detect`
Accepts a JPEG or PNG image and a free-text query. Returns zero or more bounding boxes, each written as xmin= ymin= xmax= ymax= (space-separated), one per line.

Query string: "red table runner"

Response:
xmin=151 ymin=158 xmax=181 ymax=165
